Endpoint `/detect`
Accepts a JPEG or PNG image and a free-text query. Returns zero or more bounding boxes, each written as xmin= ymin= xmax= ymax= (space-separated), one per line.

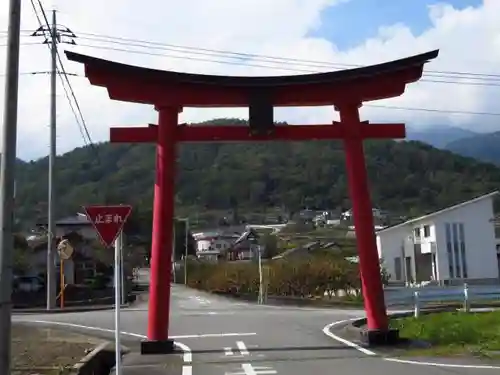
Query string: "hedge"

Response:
xmin=180 ymin=254 xmax=381 ymax=299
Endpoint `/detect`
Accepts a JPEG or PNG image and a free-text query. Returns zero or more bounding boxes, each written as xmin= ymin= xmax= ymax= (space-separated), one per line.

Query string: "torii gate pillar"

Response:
xmin=338 ymin=103 xmax=392 ymax=339
xmin=141 ymin=107 xmax=179 ymax=354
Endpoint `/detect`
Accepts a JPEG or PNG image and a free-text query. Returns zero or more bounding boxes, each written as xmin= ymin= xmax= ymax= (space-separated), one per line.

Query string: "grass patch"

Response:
xmin=12 ymin=324 xmax=103 ymax=374
xmin=390 ymin=311 xmax=500 ymax=358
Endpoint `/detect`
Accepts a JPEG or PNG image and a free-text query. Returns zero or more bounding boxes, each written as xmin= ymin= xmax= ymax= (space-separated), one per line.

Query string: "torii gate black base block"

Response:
xmin=361 ymin=328 xmax=400 ymax=346
xmin=140 ymin=339 xmax=175 ymax=355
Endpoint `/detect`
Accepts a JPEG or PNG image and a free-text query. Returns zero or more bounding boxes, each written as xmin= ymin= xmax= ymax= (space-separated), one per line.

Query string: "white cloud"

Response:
xmin=1 ymin=0 xmax=500 ymax=160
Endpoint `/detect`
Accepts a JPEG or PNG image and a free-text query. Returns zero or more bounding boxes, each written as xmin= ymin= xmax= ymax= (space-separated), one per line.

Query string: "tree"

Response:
xmin=13 ymin=233 xmax=31 ymax=273
xmin=12 ymin=118 xmax=500 ymax=235
xmin=260 ymin=234 xmax=279 ymax=259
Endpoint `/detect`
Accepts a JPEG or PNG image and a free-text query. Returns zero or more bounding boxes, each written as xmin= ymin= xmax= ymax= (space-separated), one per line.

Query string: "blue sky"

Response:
xmin=312 ymin=0 xmax=483 ymax=49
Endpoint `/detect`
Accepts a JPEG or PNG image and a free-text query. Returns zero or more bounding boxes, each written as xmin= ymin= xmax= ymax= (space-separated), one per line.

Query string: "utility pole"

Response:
xmin=46 ymin=9 xmax=58 ymax=309
xmin=0 ymin=1 xmax=22 ymax=373
xmin=31 ymin=9 xmax=76 ymax=310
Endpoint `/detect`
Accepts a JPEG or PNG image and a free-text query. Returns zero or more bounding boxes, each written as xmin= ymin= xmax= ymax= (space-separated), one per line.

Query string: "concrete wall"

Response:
xmin=433 ymin=197 xmax=498 ymax=281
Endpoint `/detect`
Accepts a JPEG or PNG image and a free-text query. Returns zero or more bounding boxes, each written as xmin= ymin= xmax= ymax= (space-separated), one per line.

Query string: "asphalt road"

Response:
xmin=14 ymin=269 xmax=499 ymax=375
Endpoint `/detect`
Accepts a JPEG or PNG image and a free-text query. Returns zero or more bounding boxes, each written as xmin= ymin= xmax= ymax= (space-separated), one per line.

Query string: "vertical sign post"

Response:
xmin=120 ymin=239 xmax=125 ymax=305
xmin=184 ymin=218 xmax=188 ymax=285
xmin=83 ymin=205 xmax=132 ymax=375
xmin=114 ymin=230 xmax=123 ymax=374
xmin=56 ymin=239 xmax=73 ymax=309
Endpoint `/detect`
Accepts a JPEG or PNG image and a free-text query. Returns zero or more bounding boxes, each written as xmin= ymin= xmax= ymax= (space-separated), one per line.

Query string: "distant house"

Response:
xmin=376 ymin=192 xmax=500 ymax=285
xmin=341 ymin=208 xmax=388 ymax=221
xmin=228 ymin=229 xmax=260 ymax=260
xmin=193 ymin=230 xmax=240 ymax=259
xmin=27 ymin=213 xmax=103 ymax=284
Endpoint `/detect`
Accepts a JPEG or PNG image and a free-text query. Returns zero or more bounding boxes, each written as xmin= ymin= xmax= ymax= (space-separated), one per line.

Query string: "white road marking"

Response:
xmin=195 ymin=296 xmax=211 ymax=305
xmin=173 ymin=332 xmax=257 ymax=339
xmin=236 ymin=341 xmax=250 ymax=356
xmin=224 ymin=347 xmax=234 ymax=356
xmin=225 ymin=364 xmax=277 ymax=375
xmin=323 ymin=318 xmax=500 ymax=370
xmin=384 ymin=357 xmax=500 ymax=369
xmin=322 ymin=320 xmax=376 ymax=356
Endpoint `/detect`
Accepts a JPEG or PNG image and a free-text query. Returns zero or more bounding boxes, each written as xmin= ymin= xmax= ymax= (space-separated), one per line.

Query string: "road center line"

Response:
xmin=173 ymin=332 xmax=257 ymax=339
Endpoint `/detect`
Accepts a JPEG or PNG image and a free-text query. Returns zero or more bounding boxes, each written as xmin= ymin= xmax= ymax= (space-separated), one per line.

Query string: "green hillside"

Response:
xmin=14 ymin=119 xmax=500 ymax=233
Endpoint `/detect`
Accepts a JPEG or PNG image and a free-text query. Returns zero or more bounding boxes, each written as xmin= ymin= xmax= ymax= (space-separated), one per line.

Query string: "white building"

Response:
xmin=376 ymin=191 xmax=500 ymax=285
xmin=192 ymin=231 xmax=239 ymax=256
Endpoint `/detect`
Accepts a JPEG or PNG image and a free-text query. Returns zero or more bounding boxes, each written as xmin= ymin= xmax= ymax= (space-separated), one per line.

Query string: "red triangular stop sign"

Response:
xmin=83 ymin=205 xmax=132 ymax=247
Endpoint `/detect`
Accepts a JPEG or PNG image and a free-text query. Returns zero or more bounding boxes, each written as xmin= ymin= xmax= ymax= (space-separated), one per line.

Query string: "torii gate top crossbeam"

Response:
xmin=64 ymin=50 xmax=439 ymax=107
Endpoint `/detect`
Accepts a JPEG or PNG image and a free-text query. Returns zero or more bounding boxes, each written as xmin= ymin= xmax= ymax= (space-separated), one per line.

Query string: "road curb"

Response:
xmin=13 ymin=304 xmax=131 ymax=314
xmin=324 ymin=317 xmax=500 ymax=370
xmin=343 ymin=306 xmax=460 ymax=343
xmin=206 ymin=290 xmax=365 ymax=309
xmin=74 ymin=341 xmax=130 ymax=375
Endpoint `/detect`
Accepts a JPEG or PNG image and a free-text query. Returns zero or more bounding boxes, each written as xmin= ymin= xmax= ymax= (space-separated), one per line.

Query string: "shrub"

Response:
xmin=184 ymin=253 xmax=368 ymax=299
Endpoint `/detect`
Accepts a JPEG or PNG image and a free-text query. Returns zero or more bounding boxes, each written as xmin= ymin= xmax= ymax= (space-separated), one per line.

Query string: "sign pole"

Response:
xmin=184 ymin=218 xmax=189 ymax=285
xmin=120 ymin=241 xmax=125 ymax=305
xmin=82 ymin=204 xmax=131 ymax=374
xmin=114 ymin=230 xmax=123 ymax=375
xmin=60 ymin=257 xmax=64 ymax=309
xmin=172 ymin=223 xmax=176 ymax=284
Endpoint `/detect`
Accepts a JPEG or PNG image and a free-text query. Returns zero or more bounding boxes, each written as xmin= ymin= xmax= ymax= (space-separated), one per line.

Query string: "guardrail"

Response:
xmin=384 ymin=284 xmax=500 ymax=317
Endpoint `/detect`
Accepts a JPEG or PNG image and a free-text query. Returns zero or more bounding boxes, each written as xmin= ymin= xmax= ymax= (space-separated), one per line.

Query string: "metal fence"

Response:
xmin=384 ymin=284 xmax=500 ymax=317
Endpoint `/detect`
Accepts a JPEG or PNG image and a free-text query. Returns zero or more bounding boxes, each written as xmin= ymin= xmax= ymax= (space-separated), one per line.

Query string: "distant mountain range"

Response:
xmin=405 ymin=125 xmax=479 ymax=149
xmin=404 ymin=125 xmax=499 ymax=165
xmin=445 ymin=131 xmax=500 ymax=165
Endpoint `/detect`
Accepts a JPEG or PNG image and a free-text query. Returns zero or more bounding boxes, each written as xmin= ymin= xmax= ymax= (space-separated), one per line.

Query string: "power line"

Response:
xmin=0 ymin=42 xmax=42 ymax=46
xmin=75 ymin=31 xmax=500 ymax=80
xmin=364 ymin=104 xmax=500 ymax=117
xmin=7 ymin=24 xmax=500 ymax=117
xmin=4 ymin=27 xmax=500 ymax=80
xmin=73 ymin=42 xmax=500 ymax=88
xmin=0 ymin=71 xmax=80 ymax=77
xmin=30 ymin=0 xmax=94 ymax=147
xmin=64 ymin=42 xmax=500 ymax=117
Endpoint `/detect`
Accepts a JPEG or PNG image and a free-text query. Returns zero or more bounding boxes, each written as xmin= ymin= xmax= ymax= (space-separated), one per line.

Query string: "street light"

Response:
xmin=175 ymin=217 xmax=190 ymax=285
xmin=257 ymin=245 xmax=263 ymax=304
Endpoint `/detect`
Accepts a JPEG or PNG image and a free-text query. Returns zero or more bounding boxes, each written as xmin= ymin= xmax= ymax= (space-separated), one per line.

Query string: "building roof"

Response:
xmin=377 ymin=191 xmax=499 ymax=234
xmin=234 ymin=229 xmax=259 ymax=245
xmin=37 ymin=213 xmax=91 ymax=226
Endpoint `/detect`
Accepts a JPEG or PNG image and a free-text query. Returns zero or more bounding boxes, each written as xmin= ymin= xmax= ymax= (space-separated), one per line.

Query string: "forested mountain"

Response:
xmin=14 ymin=119 xmax=500 ymax=232
xmin=445 ymin=131 xmax=500 ymax=165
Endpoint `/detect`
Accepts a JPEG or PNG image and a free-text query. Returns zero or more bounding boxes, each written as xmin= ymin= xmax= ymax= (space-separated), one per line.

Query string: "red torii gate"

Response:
xmin=66 ymin=49 xmax=438 ymax=354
